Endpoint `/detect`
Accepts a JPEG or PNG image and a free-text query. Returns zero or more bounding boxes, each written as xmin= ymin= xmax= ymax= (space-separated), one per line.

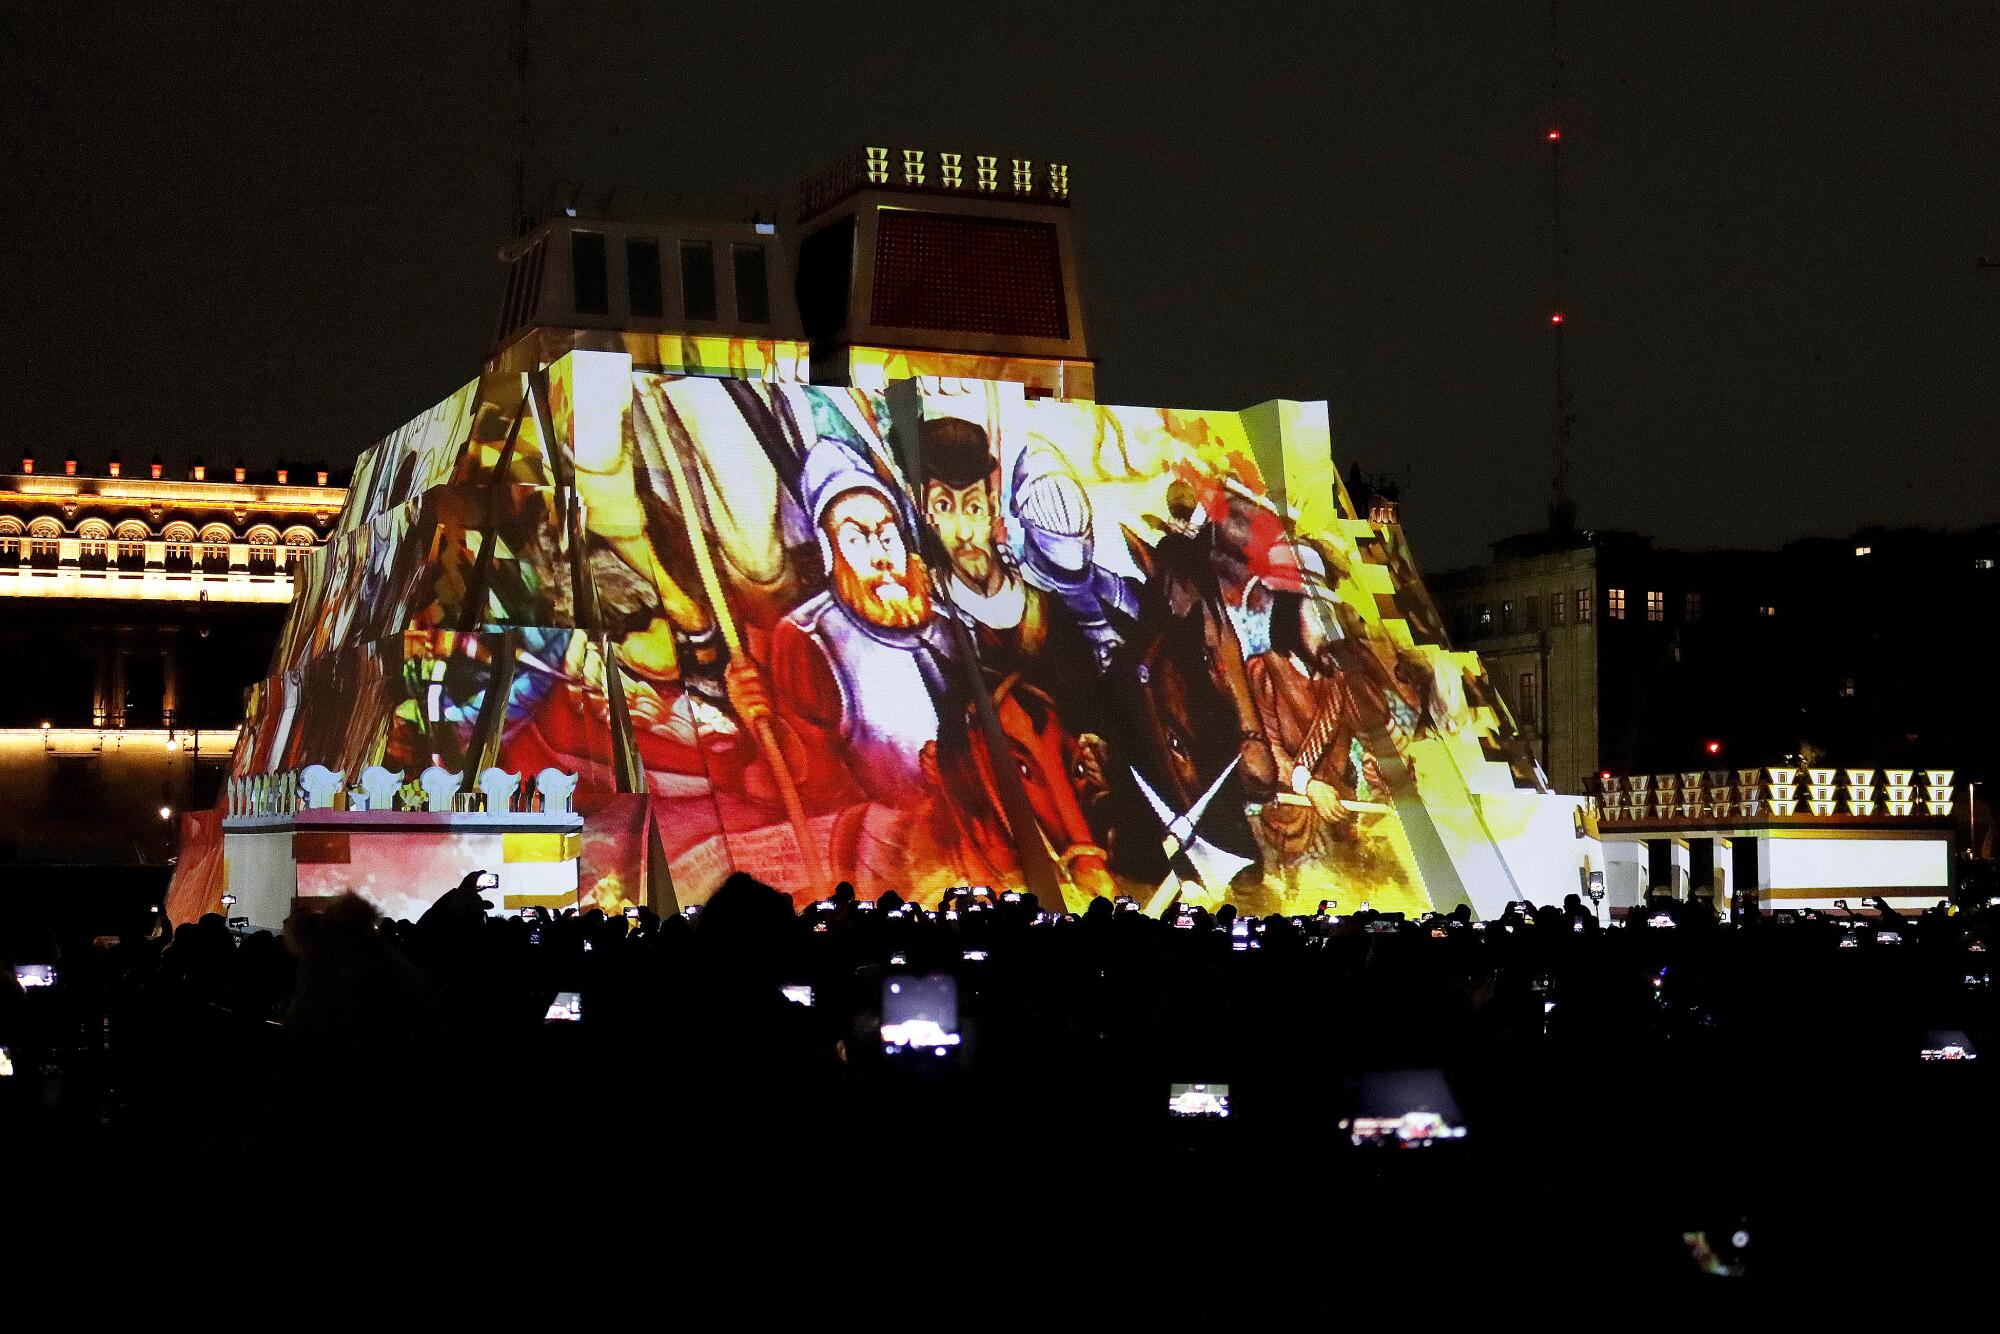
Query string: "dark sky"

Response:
xmin=5 ymin=2 xmax=1996 ymax=569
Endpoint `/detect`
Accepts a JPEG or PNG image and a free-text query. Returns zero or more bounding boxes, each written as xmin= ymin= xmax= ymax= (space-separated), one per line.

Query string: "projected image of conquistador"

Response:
xmin=1245 ymin=542 xmax=1387 ymax=862
xmin=1010 ymin=444 xmax=1140 ymax=674
xmin=725 ymin=437 xmax=963 ymax=811
xmin=920 ymin=415 xmax=1105 ymax=698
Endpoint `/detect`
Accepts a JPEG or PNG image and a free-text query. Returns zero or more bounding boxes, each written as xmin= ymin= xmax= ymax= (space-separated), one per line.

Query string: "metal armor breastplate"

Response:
xmin=805 ymin=603 xmax=944 ymax=801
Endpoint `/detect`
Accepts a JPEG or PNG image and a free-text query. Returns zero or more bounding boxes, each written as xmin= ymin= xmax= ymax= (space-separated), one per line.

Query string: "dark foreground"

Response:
xmin=3 ymin=882 xmax=1994 ymax=1304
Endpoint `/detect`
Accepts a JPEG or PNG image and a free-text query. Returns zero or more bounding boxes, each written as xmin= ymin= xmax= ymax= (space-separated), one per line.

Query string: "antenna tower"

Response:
xmin=1546 ymin=0 xmax=1577 ymax=534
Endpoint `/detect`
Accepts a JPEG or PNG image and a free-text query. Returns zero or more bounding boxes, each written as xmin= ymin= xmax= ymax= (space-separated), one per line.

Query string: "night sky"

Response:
xmin=4 ymin=2 xmax=1995 ymax=570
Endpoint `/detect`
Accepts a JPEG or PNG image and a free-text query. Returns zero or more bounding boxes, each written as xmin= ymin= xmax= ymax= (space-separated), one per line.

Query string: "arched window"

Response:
xmin=77 ymin=519 xmax=110 ymax=569
xmin=281 ymin=526 xmax=315 ymax=578
xmin=245 ymin=525 xmax=279 ymax=574
xmin=116 ymin=521 xmax=151 ymax=571
xmin=160 ymin=521 xmax=194 ymax=569
xmin=199 ymin=523 xmax=233 ymax=573
xmin=0 ymin=517 xmax=23 ymax=565
xmin=28 ymin=517 xmax=62 ymax=567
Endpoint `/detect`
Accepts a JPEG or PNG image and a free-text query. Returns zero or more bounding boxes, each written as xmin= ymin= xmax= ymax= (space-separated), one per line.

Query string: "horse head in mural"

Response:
xmin=824 ymin=666 xmax=1115 ymax=910
xmin=1101 ymin=520 xmax=1269 ymax=899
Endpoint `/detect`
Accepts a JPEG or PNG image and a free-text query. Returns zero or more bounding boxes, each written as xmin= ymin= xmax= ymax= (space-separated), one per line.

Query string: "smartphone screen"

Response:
xmin=1341 ymin=1068 xmax=1468 ymax=1147
xmin=781 ymin=984 xmax=814 ymax=1007
xmin=881 ymin=973 xmax=960 ymax=1055
xmin=1166 ymin=1082 xmax=1231 ymax=1119
xmin=1919 ymin=1030 xmax=1977 ymax=1061
xmin=12 ymin=964 xmax=56 ymax=989
xmin=544 ymin=991 xmax=582 ymax=1022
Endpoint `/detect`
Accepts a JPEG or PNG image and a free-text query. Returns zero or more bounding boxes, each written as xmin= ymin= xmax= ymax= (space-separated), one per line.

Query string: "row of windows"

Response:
xmin=1475 ymin=587 xmax=1596 ymax=634
xmin=1468 ymin=587 xmax=1772 ymax=633
xmin=0 ymin=520 xmax=313 ymax=545
xmin=0 ymin=537 xmax=301 ymax=573
xmin=571 ymin=234 xmax=771 ymax=325
xmin=1603 ymin=588 xmax=1769 ymax=622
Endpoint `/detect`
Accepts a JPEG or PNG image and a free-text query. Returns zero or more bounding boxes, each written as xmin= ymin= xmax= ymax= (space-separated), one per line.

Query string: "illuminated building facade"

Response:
xmin=0 ymin=459 xmax=344 ymax=866
xmin=182 ymin=147 xmax=1599 ymax=928
xmin=1592 ymin=766 xmax=1956 ymax=912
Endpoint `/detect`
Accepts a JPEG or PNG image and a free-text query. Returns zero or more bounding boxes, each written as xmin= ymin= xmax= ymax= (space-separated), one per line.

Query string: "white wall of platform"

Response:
xmin=1600 ymin=825 xmax=1952 ymax=913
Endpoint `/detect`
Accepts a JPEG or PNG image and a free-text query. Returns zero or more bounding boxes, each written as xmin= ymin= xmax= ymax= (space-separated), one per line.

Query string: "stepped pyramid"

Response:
xmin=206 ymin=350 xmax=1591 ymax=919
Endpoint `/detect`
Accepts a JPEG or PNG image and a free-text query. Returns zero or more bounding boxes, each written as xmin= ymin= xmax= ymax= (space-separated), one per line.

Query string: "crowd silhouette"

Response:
xmin=3 ymin=873 xmax=1995 ymax=1290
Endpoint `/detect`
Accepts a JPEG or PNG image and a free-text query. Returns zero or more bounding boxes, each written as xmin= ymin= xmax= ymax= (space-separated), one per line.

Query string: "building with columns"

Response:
xmin=0 ymin=455 xmax=345 ymax=867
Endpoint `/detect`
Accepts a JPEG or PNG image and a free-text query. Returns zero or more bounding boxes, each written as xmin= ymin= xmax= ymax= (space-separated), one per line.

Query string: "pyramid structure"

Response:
xmin=209 ymin=350 xmax=1594 ymax=919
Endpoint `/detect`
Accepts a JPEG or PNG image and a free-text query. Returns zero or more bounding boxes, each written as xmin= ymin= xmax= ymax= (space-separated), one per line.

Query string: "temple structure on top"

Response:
xmin=485 ymin=146 xmax=1090 ymax=395
xmin=180 ymin=149 xmax=1596 ymax=927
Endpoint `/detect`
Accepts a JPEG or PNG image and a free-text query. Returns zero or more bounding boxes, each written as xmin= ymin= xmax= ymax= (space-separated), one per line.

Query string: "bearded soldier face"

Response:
xmin=826 ymin=489 xmax=931 ymax=629
xmin=924 ymin=477 xmax=1000 ymax=594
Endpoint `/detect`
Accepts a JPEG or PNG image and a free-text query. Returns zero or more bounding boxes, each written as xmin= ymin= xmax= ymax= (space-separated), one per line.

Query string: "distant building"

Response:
xmin=0 ymin=458 xmax=343 ymax=866
xmin=1432 ymin=522 xmax=1997 ymax=860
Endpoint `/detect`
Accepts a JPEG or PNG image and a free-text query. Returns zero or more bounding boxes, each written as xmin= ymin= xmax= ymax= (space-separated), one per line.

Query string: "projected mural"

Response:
xmin=232 ymin=353 xmax=1584 ymax=916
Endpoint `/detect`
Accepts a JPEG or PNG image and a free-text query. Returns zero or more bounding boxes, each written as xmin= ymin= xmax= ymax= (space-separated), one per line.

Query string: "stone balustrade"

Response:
xmin=226 ymin=764 xmax=580 ymax=817
xmin=1592 ymin=766 xmax=1954 ymax=822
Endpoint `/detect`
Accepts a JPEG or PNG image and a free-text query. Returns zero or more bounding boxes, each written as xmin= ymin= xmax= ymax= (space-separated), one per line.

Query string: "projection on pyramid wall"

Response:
xmin=235 ymin=352 xmax=1587 ymax=917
